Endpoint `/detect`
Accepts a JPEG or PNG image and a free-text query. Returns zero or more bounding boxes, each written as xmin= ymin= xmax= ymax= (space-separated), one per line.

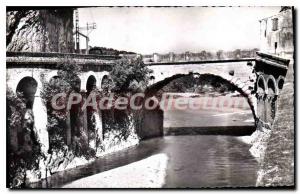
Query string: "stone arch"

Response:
xmin=85 ymin=74 xmax=98 ymax=147
xmin=79 ymin=71 xmax=98 ymax=92
xmin=146 ymin=72 xmax=256 ymax=117
xmin=16 ymin=77 xmax=38 ymax=109
xmin=15 ymin=77 xmax=38 ymax=152
xmin=266 ymin=75 xmax=278 ymax=96
xmin=86 ymin=75 xmax=97 ymax=93
xmin=139 ymin=72 xmax=257 ymax=139
xmin=8 ymin=70 xmax=43 ymax=97
xmin=15 ymin=76 xmax=48 ymax=153
xmin=256 ymin=74 xmax=267 ymax=122
xmin=277 ymin=75 xmax=285 ymax=92
xmin=44 ymin=70 xmax=58 ymax=83
xmin=257 ymin=74 xmax=267 ymax=95
xmin=266 ymin=75 xmax=278 ymax=124
xmin=100 ymin=74 xmax=113 ymax=92
xmin=99 ymin=71 xmax=110 ymax=90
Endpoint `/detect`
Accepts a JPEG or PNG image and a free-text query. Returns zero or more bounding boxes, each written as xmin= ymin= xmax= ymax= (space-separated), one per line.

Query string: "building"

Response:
xmin=259 ymin=7 xmax=293 ymax=57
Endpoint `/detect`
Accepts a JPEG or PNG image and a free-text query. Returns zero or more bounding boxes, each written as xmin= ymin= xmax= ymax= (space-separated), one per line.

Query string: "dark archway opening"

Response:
xmin=16 ymin=77 xmax=38 ymax=109
xmin=266 ymin=79 xmax=277 ymax=124
xmin=70 ymin=76 xmax=82 ymax=146
xmin=15 ymin=76 xmax=39 ymax=154
xmin=140 ymin=73 xmax=256 ymax=139
xmin=101 ymin=75 xmax=112 ymax=92
xmin=278 ymin=78 xmax=285 ymax=91
xmin=86 ymin=75 xmax=97 ymax=147
xmin=257 ymin=77 xmax=266 ymax=122
xmin=86 ymin=75 xmax=97 ymax=94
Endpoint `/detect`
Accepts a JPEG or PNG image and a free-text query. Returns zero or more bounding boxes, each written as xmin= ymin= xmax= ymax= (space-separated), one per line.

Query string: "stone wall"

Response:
xmin=255 ymin=54 xmax=294 ymax=187
xmin=7 ymin=8 xmax=74 ymax=53
xmin=254 ymin=7 xmax=294 ymax=187
xmin=138 ymin=108 xmax=164 ymax=139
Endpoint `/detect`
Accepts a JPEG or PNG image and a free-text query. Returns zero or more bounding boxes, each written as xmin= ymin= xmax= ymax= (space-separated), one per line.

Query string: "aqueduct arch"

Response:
xmin=13 ymin=75 xmax=49 ymax=153
xmin=86 ymin=75 xmax=97 ymax=93
xmin=16 ymin=77 xmax=38 ymax=109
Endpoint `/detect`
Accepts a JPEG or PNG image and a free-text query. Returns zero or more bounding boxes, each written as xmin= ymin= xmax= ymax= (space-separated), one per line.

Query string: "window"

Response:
xmin=272 ymin=18 xmax=278 ymax=31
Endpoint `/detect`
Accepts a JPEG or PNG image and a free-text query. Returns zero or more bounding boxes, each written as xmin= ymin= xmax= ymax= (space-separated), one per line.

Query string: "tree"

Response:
xmin=110 ymin=56 xmax=153 ymax=93
xmin=216 ymin=50 xmax=224 ymax=60
xmin=233 ymin=49 xmax=241 ymax=59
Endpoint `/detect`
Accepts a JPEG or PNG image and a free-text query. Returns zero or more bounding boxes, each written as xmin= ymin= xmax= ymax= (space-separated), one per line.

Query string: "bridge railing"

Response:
xmin=6 ymin=51 xmax=122 ymax=60
xmin=6 ymin=52 xmax=122 ymax=68
xmin=144 ymin=58 xmax=256 ymax=66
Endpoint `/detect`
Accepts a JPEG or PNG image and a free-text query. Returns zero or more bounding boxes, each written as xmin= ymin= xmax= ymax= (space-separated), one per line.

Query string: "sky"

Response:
xmin=77 ymin=7 xmax=281 ymax=54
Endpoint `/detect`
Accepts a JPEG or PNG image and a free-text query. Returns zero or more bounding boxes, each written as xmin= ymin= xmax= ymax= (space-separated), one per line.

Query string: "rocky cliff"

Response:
xmin=6 ymin=8 xmax=74 ymax=53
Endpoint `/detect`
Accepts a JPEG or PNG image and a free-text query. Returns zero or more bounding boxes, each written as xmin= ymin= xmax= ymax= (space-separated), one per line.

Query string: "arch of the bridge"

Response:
xmin=277 ymin=75 xmax=285 ymax=92
xmin=8 ymin=70 xmax=43 ymax=96
xmin=266 ymin=75 xmax=278 ymax=125
xmin=255 ymin=73 xmax=280 ymax=125
xmin=98 ymin=71 xmax=110 ymax=91
xmin=257 ymin=74 xmax=268 ymax=95
xmin=266 ymin=75 xmax=279 ymax=96
xmin=9 ymin=69 xmax=111 ymax=104
xmin=9 ymin=72 xmax=49 ymax=153
xmin=146 ymin=72 xmax=257 ymax=120
xmin=7 ymin=69 xmax=112 ymax=153
xmin=16 ymin=76 xmax=38 ymax=109
xmin=79 ymin=71 xmax=110 ymax=92
xmin=86 ymin=75 xmax=97 ymax=92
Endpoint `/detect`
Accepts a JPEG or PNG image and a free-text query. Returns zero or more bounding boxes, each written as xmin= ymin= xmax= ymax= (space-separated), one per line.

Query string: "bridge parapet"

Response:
xmin=256 ymin=51 xmax=290 ymax=70
xmin=6 ymin=52 xmax=119 ymax=69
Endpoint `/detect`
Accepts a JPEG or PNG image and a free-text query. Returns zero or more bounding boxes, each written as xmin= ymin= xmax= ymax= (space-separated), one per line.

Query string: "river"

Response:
xmin=30 ymin=135 xmax=258 ymax=188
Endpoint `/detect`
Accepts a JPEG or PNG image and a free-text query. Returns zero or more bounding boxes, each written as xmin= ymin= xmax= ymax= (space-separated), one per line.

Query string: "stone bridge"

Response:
xmin=6 ymin=51 xmax=290 ymax=154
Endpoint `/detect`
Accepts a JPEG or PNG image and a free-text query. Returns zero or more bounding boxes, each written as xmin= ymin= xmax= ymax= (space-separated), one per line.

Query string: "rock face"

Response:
xmin=6 ymin=9 xmax=74 ymax=53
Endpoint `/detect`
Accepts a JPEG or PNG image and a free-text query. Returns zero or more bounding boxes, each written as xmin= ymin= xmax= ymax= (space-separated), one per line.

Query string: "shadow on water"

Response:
xmin=28 ymin=138 xmax=168 ymax=188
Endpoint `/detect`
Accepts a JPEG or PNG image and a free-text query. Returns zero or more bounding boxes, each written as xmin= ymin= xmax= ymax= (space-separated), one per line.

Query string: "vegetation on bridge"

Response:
xmin=7 ymin=88 xmax=43 ymax=188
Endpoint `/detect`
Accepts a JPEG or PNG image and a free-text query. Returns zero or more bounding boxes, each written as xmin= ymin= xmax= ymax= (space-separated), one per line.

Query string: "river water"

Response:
xmin=30 ymin=135 xmax=258 ymax=188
